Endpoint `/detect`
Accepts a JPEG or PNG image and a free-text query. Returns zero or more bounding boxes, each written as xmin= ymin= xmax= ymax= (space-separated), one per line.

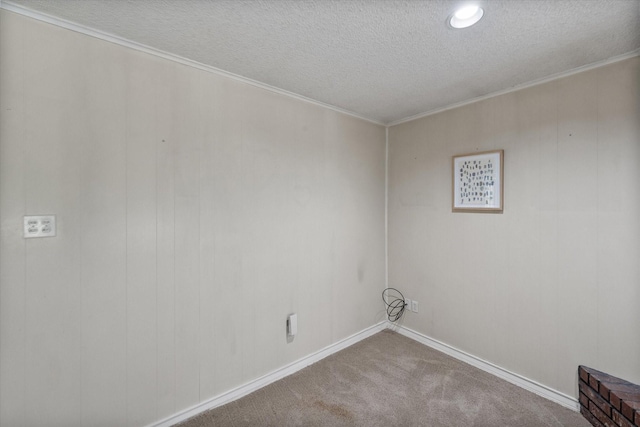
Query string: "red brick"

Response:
xmin=586 ymin=367 xmax=629 ymax=385
xmin=578 ymin=367 xmax=640 ymax=427
xmin=611 ymin=392 xmax=640 ymax=412
xmin=612 ymin=409 xmax=635 ymax=427
xmin=604 ymin=383 xmax=640 ymax=406
xmin=581 ymin=380 xmax=613 ymax=417
xmin=589 ymin=400 xmax=617 ymax=427
xmin=591 ymin=376 xmax=603 ymax=392
xmin=601 ymin=378 xmax=635 ymax=388
xmin=580 ymin=392 xmax=590 ymax=408
xmin=621 ymin=400 xmax=640 ymax=423
xmin=581 ymin=404 xmax=605 ymax=427
xmin=601 ymin=376 xmax=634 ymax=386
xmin=595 ymin=375 xmax=636 ymax=403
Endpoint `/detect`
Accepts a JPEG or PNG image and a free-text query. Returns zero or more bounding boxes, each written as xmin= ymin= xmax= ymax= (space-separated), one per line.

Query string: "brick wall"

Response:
xmin=579 ymin=365 xmax=640 ymax=427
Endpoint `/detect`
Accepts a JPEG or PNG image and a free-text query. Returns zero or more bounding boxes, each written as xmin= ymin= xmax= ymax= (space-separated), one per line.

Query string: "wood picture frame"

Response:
xmin=452 ymin=150 xmax=504 ymax=213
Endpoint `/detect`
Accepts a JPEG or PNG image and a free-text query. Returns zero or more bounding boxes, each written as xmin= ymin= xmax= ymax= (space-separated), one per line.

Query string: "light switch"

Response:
xmin=287 ymin=313 xmax=298 ymax=337
xmin=24 ymin=215 xmax=56 ymax=238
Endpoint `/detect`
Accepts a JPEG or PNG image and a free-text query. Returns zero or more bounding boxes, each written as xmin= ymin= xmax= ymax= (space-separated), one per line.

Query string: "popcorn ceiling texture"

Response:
xmin=8 ymin=0 xmax=640 ymax=123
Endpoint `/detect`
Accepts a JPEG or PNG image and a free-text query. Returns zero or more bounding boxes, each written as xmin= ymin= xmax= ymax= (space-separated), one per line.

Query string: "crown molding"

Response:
xmin=3 ymin=1 xmax=637 ymax=129
xmin=0 ymin=1 xmax=385 ymax=127
xmin=388 ymin=50 xmax=640 ymax=127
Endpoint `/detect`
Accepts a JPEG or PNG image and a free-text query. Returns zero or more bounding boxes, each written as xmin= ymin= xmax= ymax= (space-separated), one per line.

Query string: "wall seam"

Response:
xmin=21 ymin=14 xmax=27 ymax=425
xmin=595 ymin=65 xmax=601 ymax=366
xmin=172 ymin=74 xmax=177 ymax=414
xmin=554 ymin=79 xmax=560 ymax=387
xmin=155 ymin=85 xmax=160 ymax=421
xmin=384 ymin=126 xmax=389 ymax=293
xmin=124 ymin=58 xmax=130 ymax=427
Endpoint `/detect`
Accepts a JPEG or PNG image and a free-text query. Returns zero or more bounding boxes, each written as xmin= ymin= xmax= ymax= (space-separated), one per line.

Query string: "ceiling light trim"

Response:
xmin=0 ymin=0 xmax=386 ymax=126
xmin=387 ymin=49 xmax=640 ymax=128
xmin=448 ymin=5 xmax=484 ymax=29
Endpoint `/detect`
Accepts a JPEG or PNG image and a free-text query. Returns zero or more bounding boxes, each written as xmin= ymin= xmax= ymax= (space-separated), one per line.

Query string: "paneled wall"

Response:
xmin=0 ymin=10 xmax=386 ymax=427
xmin=388 ymin=57 xmax=640 ymax=399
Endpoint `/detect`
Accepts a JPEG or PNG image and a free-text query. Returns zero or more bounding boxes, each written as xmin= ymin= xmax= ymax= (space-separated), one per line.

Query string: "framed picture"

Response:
xmin=452 ymin=150 xmax=503 ymax=213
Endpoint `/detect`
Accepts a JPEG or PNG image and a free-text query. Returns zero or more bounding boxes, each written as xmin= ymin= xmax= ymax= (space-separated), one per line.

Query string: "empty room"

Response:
xmin=1 ymin=1 xmax=639 ymax=426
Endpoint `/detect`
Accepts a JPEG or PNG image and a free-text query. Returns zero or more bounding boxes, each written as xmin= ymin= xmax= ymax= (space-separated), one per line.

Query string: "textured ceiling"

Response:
xmin=6 ymin=0 xmax=640 ymax=124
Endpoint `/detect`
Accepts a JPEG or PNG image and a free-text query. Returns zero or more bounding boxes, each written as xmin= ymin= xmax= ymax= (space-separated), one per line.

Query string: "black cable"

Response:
xmin=382 ymin=288 xmax=406 ymax=322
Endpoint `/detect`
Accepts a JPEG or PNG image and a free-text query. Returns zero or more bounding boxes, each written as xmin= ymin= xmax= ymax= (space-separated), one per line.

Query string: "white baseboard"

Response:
xmin=149 ymin=320 xmax=577 ymax=426
xmin=148 ymin=321 xmax=387 ymax=427
xmin=390 ymin=323 xmax=579 ymax=412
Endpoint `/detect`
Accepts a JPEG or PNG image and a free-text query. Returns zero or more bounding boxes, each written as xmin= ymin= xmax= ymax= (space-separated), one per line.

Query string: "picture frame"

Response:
xmin=452 ymin=149 xmax=504 ymax=213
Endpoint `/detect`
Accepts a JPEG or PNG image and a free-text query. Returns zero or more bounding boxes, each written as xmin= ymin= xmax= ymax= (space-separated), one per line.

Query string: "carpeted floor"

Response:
xmin=178 ymin=330 xmax=590 ymax=426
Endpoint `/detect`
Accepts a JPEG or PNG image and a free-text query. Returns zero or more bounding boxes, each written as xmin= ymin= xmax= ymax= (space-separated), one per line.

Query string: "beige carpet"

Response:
xmin=178 ymin=330 xmax=590 ymax=426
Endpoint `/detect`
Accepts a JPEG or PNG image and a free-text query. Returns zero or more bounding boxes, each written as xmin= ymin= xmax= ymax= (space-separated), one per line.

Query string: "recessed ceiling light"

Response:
xmin=448 ymin=4 xmax=484 ymax=29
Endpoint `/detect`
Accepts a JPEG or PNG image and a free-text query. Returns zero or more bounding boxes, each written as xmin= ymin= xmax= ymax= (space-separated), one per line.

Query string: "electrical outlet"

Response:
xmin=412 ymin=300 xmax=419 ymax=313
xmin=23 ymin=215 xmax=56 ymax=238
xmin=405 ymin=298 xmax=411 ymax=313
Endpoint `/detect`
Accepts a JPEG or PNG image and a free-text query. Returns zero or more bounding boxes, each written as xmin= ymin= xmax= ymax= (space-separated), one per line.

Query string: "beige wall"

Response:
xmin=0 ymin=10 xmax=386 ymax=427
xmin=2 ymin=6 xmax=639 ymax=426
xmin=389 ymin=57 xmax=640 ymax=398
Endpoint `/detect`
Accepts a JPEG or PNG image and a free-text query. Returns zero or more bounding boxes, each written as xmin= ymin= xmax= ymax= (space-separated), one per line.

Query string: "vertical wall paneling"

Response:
xmin=593 ymin=58 xmax=640 ymax=381
xmin=508 ymin=82 xmax=560 ymax=388
xmin=5 ymin=5 xmax=638 ymax=425
xmin=0 ymin=9 xmax=384 ymax=426
xmin=291 ymin=103 xmax=328 ymax=359
xmin=80 ymin=38 xmax=128 ymax=426
xmin=156 ymin=63 xmax=177 ymax=420
xmin=125 ymin=53 xmax=161 ymax=426
xmin=23 ymin=19 xmax=84 ymax=427
xmin=308 ymin=109 xmax=336 ymax=356
xmin=243 ymin=87 xmax=279 ymax=379
xmin=3 ymin=7 xmax=639 ymax=426
xmin=0 ymin=11 xmax=27 ymax=427
xmin=554 ymin=69 xmax=600 ymax=395
xmin=328 ymin=115 xmax=386 ymax=341
xmin=249 ymin=89 xmax=298 ymax=378
xmin=173 ymin=67 xmax=202 ymax=410
xmin=388 ymin=57 xmax=640 ymax=399
xmin=209 ymin=78 xmax=245 ymax=395
xmin=198 ymin=72 xmax=220 ymax=401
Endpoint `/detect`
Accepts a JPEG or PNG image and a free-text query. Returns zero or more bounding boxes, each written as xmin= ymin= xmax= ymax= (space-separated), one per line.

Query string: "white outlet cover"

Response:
xmin=24 ymin=215 xmax=56 ymax=238
xmin=412 ymin=300 xmax=419 ymax=313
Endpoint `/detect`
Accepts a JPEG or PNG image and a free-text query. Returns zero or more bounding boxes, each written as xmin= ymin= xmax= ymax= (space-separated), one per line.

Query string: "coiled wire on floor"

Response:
xmin=382 ymin=288 xmax=406 ymax=322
